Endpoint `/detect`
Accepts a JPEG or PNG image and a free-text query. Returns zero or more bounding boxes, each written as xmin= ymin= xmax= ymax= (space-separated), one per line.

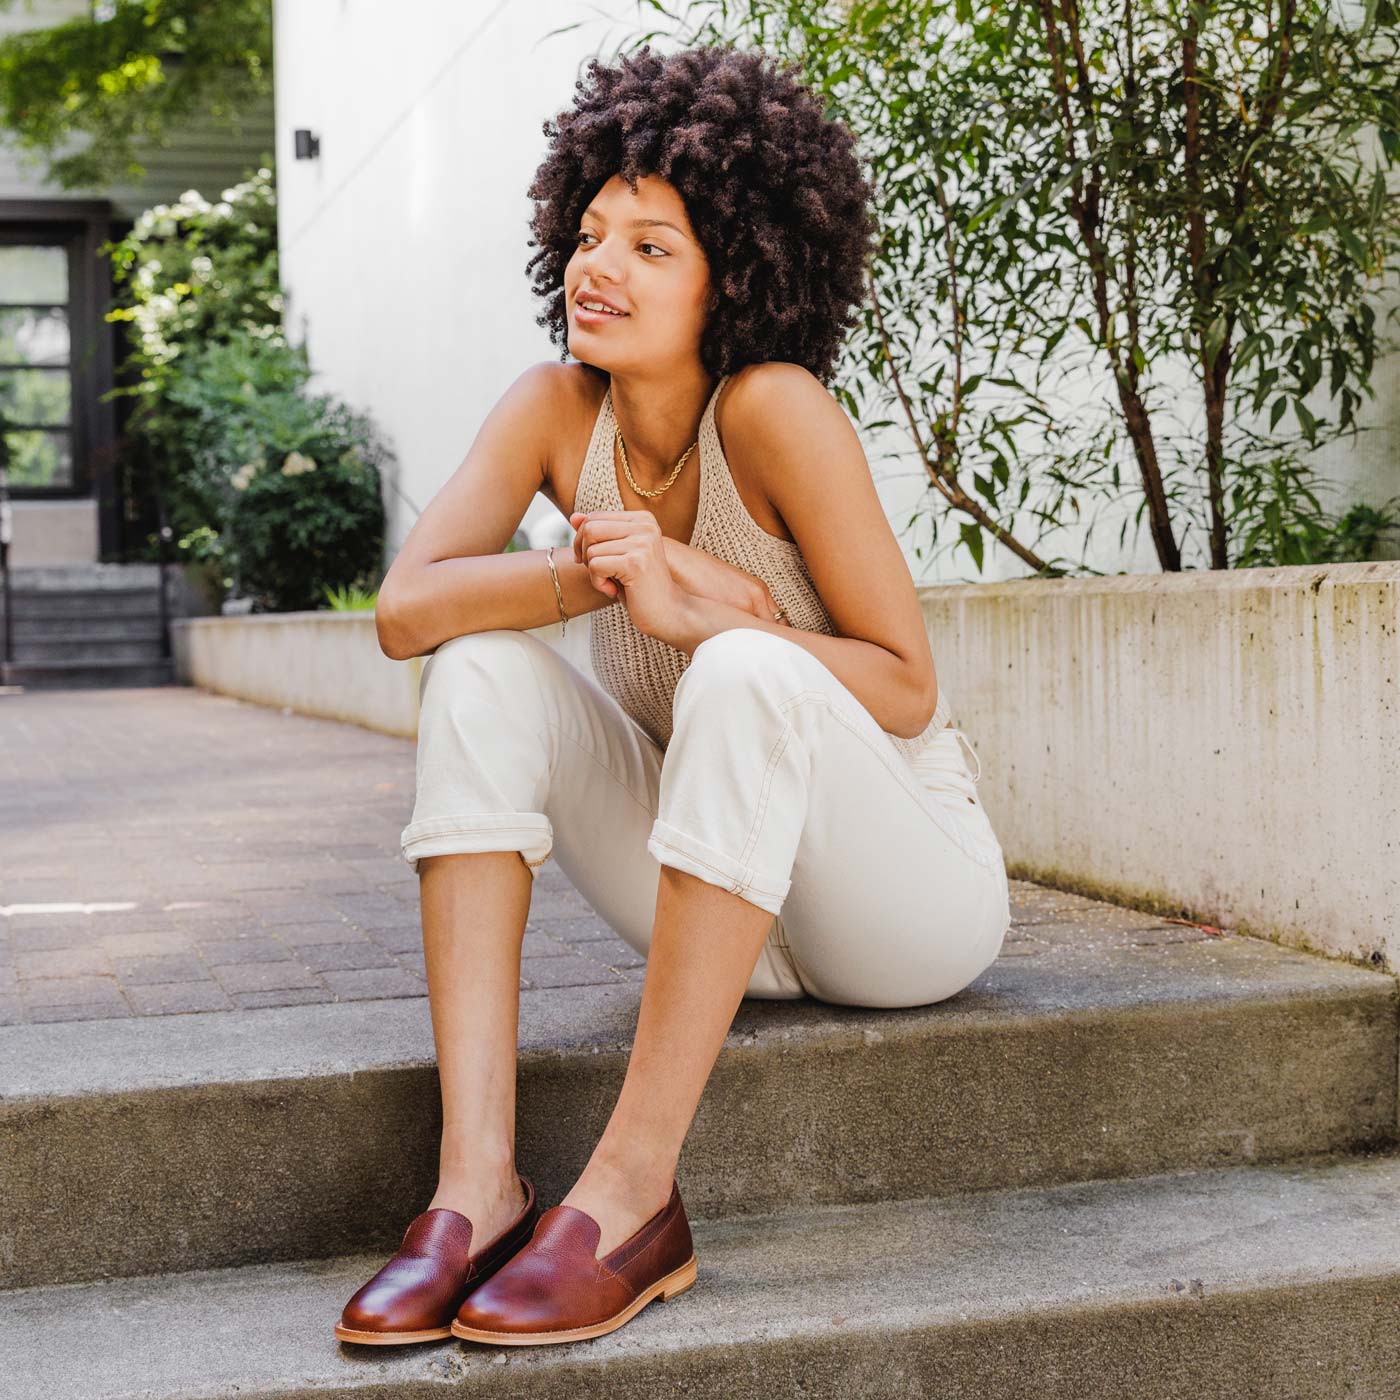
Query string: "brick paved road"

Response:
xmin=0 ymin=686 xmax=649 ymax=1025
xmin=0 ymin=686 xmax=1210 ymax=1026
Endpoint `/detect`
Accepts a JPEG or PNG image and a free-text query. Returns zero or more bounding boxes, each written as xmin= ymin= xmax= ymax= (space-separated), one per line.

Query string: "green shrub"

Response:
xmin=103 ymin=170 xmax=283 ymax=549
xmin=103 ymin=167 xmax=392 ymax=605
xmin=226 ymin=442 xmax=385 ymax=613
xmin=161 ymin=328 xmax=390 ymax=610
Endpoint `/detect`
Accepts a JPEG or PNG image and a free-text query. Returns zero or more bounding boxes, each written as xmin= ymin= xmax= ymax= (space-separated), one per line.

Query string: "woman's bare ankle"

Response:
xmin=427 ymin=1166 xmax=528 ymax=1249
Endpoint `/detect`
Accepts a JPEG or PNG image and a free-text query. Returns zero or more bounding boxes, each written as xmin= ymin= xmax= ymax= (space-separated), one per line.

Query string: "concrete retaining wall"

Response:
xmin=170 ymin=610 xmax=591 ymax=739
xmin=921 ymin=561 xmax=1398 ymax=973
xmin=171 ymin=613 xmax=427 ymax=739
xmin=173 ymin=561 xmax=1398 ymax=971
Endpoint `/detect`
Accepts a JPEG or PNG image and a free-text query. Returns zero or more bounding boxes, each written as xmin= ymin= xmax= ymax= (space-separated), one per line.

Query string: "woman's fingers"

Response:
xmin=572 ymin=511 xmax=651 ymax=566
xmin=585 ymin=547 xmax=636 ymax=594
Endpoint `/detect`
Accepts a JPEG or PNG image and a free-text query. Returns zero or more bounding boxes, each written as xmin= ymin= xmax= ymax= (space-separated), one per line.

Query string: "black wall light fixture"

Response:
xmin=294 ymin=129 xmax=321 ymax=159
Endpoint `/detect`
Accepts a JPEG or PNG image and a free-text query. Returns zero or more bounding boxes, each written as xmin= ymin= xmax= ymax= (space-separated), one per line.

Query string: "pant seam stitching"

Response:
xmin=736 ymin=719 xmax=797 ymax=872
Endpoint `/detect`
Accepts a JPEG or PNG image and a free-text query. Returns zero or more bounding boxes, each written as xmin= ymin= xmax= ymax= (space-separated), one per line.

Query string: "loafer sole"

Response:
xmin=333 ymin=1322 xmax=454 ymax=1345
xmin=450 ymin=1253 xmax=698 ymax=1345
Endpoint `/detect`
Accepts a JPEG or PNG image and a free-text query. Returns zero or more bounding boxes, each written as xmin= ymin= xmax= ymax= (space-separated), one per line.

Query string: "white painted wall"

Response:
xmin=271 ymin=2 xmax=1399 ymax=583
xmin=273 ymin=1 xmax=638 ymax=567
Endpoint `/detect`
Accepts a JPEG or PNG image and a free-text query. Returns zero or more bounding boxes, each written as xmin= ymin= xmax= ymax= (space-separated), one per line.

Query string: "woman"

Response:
xmin=335 ymin=42 xmax=1010 ymax=1349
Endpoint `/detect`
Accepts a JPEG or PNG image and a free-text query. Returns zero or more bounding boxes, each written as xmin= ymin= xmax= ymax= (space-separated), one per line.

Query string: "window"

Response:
xmin=0 ymin=241 xmax=75 ymax=490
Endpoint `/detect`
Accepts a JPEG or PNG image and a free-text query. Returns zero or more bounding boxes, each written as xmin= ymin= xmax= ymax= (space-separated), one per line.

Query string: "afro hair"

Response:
xmin=525 ymin=43 xmax=878 ymax=385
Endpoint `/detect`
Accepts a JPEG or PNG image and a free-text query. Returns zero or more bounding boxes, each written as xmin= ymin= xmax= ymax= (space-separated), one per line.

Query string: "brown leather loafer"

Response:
xmin=450 ymin=1179 xmax=697 ymax=1345
xmin=334 ymin=1174 xmax=540 ymax=1345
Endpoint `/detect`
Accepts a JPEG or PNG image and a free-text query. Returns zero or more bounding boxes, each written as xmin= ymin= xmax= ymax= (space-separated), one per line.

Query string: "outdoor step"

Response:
xmin=10 ymin=637 xmax=167 ymax=663
xmin=4 ymin=562 xmax=164 ymax=591
xmin=4 ymin=587 xmax=163 ymax=618
xmin=3 ymin=1148 xmax=1396 ymax=1400
xmin=2 ymin=924 xmax=1393 ymax=1289
xmin=0 ymin=657 xmax=175 ymax=689
xmin=7 ymin=615 xmax=166 ymax=642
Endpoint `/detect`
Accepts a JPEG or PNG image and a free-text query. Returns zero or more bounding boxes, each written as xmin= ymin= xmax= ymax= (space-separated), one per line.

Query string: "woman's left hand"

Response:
xmin=569 ymin=510 xmax=693 ymax=642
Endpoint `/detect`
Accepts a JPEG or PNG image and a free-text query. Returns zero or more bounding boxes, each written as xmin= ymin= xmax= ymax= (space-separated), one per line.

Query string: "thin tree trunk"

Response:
xmin=1183 ymin=11 xmax=1231 ymax=569
xmin=1036 ymin=0 xmax=1182 ymax=570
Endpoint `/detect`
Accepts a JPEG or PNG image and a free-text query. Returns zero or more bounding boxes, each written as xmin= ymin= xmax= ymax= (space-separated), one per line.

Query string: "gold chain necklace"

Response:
xmin=614 ymin=410 xmax=698 ymax=500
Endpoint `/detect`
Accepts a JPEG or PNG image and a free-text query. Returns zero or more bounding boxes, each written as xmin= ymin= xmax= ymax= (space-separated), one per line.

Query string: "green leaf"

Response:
xmin=1203 ymin=314 xmax=1227 ymax=368
xmin=1338 ymin=227 xmax=1369 ymax=267
xmin=959 ymin=521 xmax=985 ymax=572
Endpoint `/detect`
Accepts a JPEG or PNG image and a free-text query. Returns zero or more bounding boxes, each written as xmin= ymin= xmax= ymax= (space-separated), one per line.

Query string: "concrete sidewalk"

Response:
xmin=0 ymin=686 xmax=655 ymax=1025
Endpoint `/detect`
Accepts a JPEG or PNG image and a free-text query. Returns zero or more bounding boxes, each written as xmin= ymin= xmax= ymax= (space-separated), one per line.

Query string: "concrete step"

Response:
xmin=3 ymin=1148 xmax=1396 ymax=1399
xmin=7 ymin=615 xmax=165 ymax=642
xmin=10 ymin=637 xmax=167 ymax=663
xmin=4 ymin=587 xmax=162 ymax=618
xmin=4 ymin=562 xmax=163 ymax=591
xmin=2 ymin=917 xmax=1393 ymax=1289
xmin=0 ymin=657 xmax=175 ymax=689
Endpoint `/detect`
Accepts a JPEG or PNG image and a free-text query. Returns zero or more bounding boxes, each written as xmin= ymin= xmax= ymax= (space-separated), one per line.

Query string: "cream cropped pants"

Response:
xmin=400 ymin=626 xmax=1010 ymax=1008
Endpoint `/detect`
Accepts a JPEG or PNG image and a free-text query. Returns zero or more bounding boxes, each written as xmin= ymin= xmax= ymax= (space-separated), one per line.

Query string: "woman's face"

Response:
xmin=565 ymin=173 xmax=712 ymax=376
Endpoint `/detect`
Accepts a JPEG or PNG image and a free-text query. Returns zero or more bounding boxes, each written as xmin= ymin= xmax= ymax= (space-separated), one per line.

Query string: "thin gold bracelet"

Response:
xmin=545 ymin=546 xmax=569 ymax=637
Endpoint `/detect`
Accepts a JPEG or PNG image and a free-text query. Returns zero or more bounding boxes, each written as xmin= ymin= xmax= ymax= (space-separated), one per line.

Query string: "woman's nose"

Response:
xmin=581 ymin=239 xmax=624 ymax=281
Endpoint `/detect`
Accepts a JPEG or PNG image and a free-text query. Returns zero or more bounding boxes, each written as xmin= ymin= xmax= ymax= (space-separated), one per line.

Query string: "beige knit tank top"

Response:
xmin=574 ymin=372 xmax=954 ymax=760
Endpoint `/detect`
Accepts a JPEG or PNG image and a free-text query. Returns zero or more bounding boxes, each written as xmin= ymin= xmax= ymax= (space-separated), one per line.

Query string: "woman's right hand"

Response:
xmin=662 ymin=538 xmax=789 ymax=626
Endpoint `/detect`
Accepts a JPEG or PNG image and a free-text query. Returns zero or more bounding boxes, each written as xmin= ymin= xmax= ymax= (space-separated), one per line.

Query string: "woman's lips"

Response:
xmin=574 ymin=301 xmax=629 ymax=325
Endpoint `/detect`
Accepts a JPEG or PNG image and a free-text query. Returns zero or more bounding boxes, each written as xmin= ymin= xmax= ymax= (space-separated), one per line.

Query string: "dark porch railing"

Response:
xmin=1 ymin=460 xmax=12 ymax=671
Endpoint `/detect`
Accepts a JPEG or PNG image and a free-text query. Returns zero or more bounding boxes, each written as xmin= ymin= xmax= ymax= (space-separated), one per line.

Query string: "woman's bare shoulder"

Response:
xmin=536 ymin=361 xmax=609 ymax=520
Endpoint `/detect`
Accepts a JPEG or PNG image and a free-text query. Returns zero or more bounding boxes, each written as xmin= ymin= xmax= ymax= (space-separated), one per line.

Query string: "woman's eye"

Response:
xmin=574 ymin=232 xmax=666 ymax=257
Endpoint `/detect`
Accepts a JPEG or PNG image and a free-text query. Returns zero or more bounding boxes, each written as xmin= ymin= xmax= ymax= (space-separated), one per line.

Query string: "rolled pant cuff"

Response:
xmin=400 ymin=812 xmax=553 ymax=875
xmin=646 ymin=818 xmax=791 ymax=916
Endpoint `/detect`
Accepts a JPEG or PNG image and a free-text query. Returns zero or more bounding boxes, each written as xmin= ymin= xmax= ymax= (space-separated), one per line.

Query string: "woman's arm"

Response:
xmin=379 ymin=550 xmax=616 ymax=660
xmin=376 ymin=363 xmax=615 ymax=660
xmin=664 ymin=595 xmax=931 ymax=738
xmin=660 ymin=538 xmax=787 ymax=624
xmin=650 ymin=364 xmax=939 ymax=738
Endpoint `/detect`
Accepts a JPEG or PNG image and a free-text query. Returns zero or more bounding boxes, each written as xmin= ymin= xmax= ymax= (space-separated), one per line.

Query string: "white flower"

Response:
xmin=281 ymin=451 xmax=317 ymax=477
xmin=230 ymin=462 xmax=259 ymax=492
